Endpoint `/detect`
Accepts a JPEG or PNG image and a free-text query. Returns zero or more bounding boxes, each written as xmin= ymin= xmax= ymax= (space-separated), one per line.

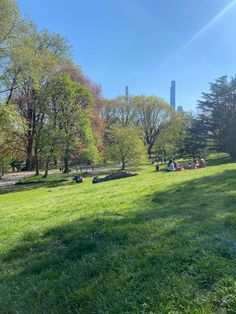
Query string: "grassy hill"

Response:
xmin=0 ymin=156 xmax=236 ymax=313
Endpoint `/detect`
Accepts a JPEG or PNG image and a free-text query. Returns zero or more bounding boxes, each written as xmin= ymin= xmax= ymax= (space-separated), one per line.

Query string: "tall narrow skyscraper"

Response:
xmin=170 ymin=80 xmax=176 ymax=110
xmin=125 ymin=86 xmax=129 ymax=100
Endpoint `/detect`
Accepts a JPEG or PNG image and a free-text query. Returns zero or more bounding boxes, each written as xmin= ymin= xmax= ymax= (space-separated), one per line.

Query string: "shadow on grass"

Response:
xmin=0 ymin=180 xmax=75 ymax=195
xmin=0 ymin=168 xmax=141 ymax=196
xmin=1 ymin=170 xmax=236 ymax=313
xmin=206 ymin=154 xmax=236 ymax=167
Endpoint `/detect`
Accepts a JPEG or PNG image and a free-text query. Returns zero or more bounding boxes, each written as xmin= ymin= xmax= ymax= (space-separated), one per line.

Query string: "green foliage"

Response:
xmin=104 ymin=96 xmax=134 ymax=127
xmin=198 ymin=75 xmax=236 ymax=157
xmin=131 ymin=95 xmax=175 ymax=155
xmin=108 ymin=124 xmax=147 ymax=169
xmin=177 ymin=113 xmax=208 ymax=157
xmin=0 ymin=0 xmax=19 ymax=59
xmin=154 ymin=112 xmax=188 ymax=156
xmin=104 ymin=95 xmax=175 ymax=156
xmin=0 ymin=104 xmax=25 ymax=175
xmin=48 ymin=74 xmax=99 ymax=171
xmin=0 ymin=157 xmax=236 ymax=312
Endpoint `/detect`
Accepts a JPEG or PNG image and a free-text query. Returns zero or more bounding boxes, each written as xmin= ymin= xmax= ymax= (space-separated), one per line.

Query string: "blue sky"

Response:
xmin=17 ymin=0 xmax=236 ymax=111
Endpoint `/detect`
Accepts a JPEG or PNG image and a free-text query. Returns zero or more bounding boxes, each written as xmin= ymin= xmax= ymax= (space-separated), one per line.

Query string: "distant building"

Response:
xmin=125 ymin=86 xmax=129 ymax=100
xmin=177 ymin=105 xmax=184 ymax=113
xmin=170 ymin=80 xmax=176 ymax=110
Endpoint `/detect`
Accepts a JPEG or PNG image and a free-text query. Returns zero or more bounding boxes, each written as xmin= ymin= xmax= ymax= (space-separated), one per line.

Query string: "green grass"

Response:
xmin=15 ymin=166 xmax=132 ymax=185
xmin=0 ymin=156 xmax=236 ymax=313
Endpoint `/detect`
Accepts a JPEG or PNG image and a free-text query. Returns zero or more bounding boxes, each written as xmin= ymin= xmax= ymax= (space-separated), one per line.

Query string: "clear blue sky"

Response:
xmin=17 ymin=0 xmax=236 ymax=111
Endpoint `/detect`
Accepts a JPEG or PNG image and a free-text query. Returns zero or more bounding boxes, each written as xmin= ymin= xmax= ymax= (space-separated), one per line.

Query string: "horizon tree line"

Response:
xmin=1 ymin=0 xmax=235 ymax=177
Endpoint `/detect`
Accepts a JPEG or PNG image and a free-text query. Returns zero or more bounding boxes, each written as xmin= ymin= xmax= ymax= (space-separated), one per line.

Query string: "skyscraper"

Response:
xmin=177 ymin=105 xmax=184 ymax=113
xmin=125 ymin=86 xmax=129 ymax=100
xmin=170 ymin=80 xmax=176 ymax=110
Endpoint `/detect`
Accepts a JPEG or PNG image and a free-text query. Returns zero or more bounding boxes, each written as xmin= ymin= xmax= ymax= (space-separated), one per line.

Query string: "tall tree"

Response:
xmin=103 ymin=96 xmax=135 ymax=127
xmin=59 ymin=63 xmax=105 ymax=156
xmin=48 ymin=73 xmax=98 ymax=172
xmin=132 ymin=96 xmax=176 ymax=156
xmin=108 ymin=124 xmax=147 ymax=170
xmin=0 ymin=103 xmax=25 ymax=176
xmin=154 ymin=112 xmax=188 ymax=157
xmin=11 ymin=27 xmax=69 ymax=171
xmin=198 ymin=76 xmax=236 ymax=157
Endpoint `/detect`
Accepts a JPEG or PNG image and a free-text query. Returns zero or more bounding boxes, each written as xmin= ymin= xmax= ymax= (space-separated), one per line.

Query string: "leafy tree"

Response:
xmin=132 ymin=96 xmax=176 ymax=156
xmin=0 ymin=103 xmax=25 ymax=176
xmin=0 ymin=0 xmax=30 ymax=103
xmin=198 ymin=76 xmax=236 ymax=157
xmin=0 ymin=0 xmax=20 ymax=79
xmin=108 ymin=124 xmax=147 ymax=170
xmin=103 ymin=96 xmax=134 ymax=127
xmin=48 ymin=73 xmax=98 ymax=172
xmin=10 ymin=27 xmax=69 ymax=171
xmin=179 ymin=114 xmax=207 ymax=157
xmin=59 ymin=62 xmax=105 ymax=157
xmin=36 ymin=125 xmax=61 ymax=178
xmin=154 ymin=112 xmax=188 ymax=157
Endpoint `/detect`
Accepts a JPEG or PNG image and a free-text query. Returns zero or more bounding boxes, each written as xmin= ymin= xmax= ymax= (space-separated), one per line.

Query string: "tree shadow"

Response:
xmin=1 ymin=170 xmax=236 ymax=313
xmin=206 ymin=154 xmax=235 ymax=167
xmin=0 ymin=181 xmax=75 ymax=195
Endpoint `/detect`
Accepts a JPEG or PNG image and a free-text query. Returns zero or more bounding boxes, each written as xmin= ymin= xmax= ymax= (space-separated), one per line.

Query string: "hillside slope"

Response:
xmin=0 ymin=159 xmax=236 ymax=313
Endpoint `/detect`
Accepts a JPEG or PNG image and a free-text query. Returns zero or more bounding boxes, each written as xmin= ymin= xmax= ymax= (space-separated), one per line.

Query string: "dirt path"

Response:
xmin=0 ymin=172 xmax=35 ymax=189
xmin=0 ymin=164 xmax=122 ymax=191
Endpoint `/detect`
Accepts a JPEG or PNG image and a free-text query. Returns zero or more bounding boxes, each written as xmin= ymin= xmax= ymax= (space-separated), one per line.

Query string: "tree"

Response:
xmin=59 ymin=63 xmax=105 ymax=156
xmin=154 ymin=112 xmax=188 ymax=157
xmin=37 ymin=125 xmax=61 ymax=178
xmin=179 ymin=114 xmax=207 ymax=157
xmin=48 ymin=73 xmax=99 ymax=172
xmin=0 ymin=103 xmax=25 ymax=177
xmin=108 ymin=124 xmax=147 ymax=170
xmin=10 ymin=27 xmax=69 ymax=171
xmin=0 ymin=0 xmax=20 ymax=80
xmin=103 ymin=96 xmax=134 ymax=127
xmin=132 ymin=96 xmax=176 ymax=156
xmin=198 ymin=76 xmax=236 ymax=157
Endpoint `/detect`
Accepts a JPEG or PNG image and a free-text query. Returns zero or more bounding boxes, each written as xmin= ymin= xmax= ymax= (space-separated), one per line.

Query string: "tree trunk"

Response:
xmin=26 ymin=131 xmax=34 ymax=171
xmin=35 ymin=147 xmax=39 ymax=175
xmin=1 ymin=160 xmax=4 ymax=177
xmin=64 ymin=156 xmax=69 ymax=173
xmin=35 ymin=158 xmax=39 ymax=175
xmin=147 ymin=143 xmax=153 ymax=158
xmin=122 ymin=161 xmax=125 ymax=170
xmin=43 ymin=160 xmax=49 ymax=178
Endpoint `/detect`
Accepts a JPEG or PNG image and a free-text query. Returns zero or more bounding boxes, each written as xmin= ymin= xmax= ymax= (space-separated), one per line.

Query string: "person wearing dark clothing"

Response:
xmin=92 ymin=176 xmax=100 ymax=184
xmin=73 ymin=175 xmax=83 ymax=183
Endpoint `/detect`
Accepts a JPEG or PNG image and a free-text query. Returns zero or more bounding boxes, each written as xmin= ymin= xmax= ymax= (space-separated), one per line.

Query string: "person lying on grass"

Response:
xmin=72 ymin=175 xmax=84 ymax=183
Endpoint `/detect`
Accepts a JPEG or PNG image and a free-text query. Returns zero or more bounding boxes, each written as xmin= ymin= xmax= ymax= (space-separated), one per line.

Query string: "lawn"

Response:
xmin=0 ymin=156 xmax=236 ymax=313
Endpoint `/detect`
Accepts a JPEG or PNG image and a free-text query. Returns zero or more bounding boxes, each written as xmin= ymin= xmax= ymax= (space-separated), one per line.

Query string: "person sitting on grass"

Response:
xmin=191 ymin=159 xmax=199 ymax=169
xmin=166 ymin=159 xmax=175 ymax=172
xmin=73 ymin=175 xmax=83 ymax=183
xmin=92 ymin=176 xmax=100 ymax=184
xmin=197 ymin=156 xmax=207 ymax=168
xmin=173 ymin=160 xmax=181 ymax=170
xmin=174 ymin=160 xmax=185 ymax=171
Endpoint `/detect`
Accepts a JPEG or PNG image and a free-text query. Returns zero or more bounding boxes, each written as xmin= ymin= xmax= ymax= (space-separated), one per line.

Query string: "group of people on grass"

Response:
xmin=73 ymin=174 xmax=99 ymax=184
xmin=158 ymin=156 xmax=207 ymax=172
xmin=72 ymin=156 xmax=207 ymax=183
